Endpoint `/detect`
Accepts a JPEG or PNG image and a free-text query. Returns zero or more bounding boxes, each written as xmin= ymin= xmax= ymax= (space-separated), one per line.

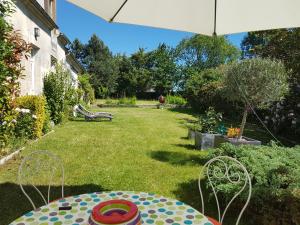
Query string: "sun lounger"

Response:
xmin=74 ymin=105 xmax=113 ymax=121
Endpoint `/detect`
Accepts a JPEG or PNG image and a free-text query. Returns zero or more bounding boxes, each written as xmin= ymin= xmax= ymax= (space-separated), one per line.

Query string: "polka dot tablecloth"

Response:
xmin=11 ymin=191 xmax=213 ymax=225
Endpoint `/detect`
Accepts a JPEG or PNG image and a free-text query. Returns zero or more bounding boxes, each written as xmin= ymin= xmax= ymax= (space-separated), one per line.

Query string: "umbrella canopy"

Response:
xmin=67 ymin=0 xmax=300 ymax=36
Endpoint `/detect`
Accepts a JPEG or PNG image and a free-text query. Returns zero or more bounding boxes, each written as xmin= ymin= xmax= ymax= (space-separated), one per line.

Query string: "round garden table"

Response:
xmin=11 ymin=191 xmax=213 ymax=225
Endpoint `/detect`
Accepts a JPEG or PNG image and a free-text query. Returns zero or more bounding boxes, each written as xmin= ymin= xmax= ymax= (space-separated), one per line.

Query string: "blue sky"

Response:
xmin=58 ymin=0 xmax=246 ymax=55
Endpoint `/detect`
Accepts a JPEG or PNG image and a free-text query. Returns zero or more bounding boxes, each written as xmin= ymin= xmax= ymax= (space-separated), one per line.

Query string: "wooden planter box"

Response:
xmin=215 ymin=136 xmax=262 ymax=147
xmin=188 ymin=129 xmax=196 ymax=140
xmin=195 ymin=132 xmax=222 ymax=150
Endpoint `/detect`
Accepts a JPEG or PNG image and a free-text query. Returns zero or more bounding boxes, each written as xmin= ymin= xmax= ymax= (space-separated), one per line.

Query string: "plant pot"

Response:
xmin=215 ymin=136 xmax=262 ymax=147
xmin=188 ymin=129 xmax=196 ymax=140
xmin=195 ymin=132 xmax=222 ymax=150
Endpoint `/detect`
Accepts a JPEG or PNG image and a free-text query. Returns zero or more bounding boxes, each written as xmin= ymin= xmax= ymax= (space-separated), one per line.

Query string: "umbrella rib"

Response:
xmin=213 ymin=0 xmax=217 ymax=35
xmin=110 ymin=0 xmax=129 ymax=22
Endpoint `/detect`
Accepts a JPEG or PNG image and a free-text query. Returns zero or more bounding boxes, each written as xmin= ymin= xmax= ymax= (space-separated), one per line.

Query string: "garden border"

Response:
xmin=0 ymin=130 xmax=55 ymax=166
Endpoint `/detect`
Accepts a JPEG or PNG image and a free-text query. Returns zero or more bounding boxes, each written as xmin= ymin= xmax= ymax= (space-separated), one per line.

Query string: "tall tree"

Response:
xmin=223 ymin=58 xmax=289 ymax=139
xmin=84 ymin=34 xmax=119 ymax=98
xmin=129 ymin=48 xmax=152 ymax=93
xmin=114 ymin=54 xmax=136 ymax=97
xmin=148 ymin=44 xmax=178 ymax=94
xmin=69 ymin=38 xmax=85 ymax=65
xmin=242 ymin=29 xmax=300 ymax=137
xmin=176 ymin=35 xmax=240 ymax=87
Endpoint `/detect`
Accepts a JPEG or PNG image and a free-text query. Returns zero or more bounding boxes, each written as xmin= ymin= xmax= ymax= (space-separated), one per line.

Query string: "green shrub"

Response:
xmin=16 ymin=96 xmax=47 ymax=138
xmin=105 ymin=98 xmax=114 ymax=105
xmin=118 ymin=97 xmax=136 ymax=105
xmin=78 ymin=74 xmax=95 ymax=104
xmin=166 ymin=95 xmax=187 ymax=106
xmin=44 ymin=64 xmax=77 ymax=124
xmin=198 ymin=107 xmax=222 ymax=133
xmin=208 ymin=143 xmax=300 ymax=225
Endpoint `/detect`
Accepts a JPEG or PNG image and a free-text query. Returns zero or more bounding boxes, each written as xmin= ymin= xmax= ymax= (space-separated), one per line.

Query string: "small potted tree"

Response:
xmin=195 ymin=107 xmax=222 ymax=150
xmin=223 ymin=58 xmax=289 ymax=145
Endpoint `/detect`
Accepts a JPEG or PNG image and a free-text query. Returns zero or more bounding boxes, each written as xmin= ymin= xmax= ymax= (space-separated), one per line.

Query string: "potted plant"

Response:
xmin=195 ymin=107 xmax=223 ymax=150
xmin=223 ymin=58 xmax=289 ymax=145
xmin=185 ymin=122 xmax=200 ymax=140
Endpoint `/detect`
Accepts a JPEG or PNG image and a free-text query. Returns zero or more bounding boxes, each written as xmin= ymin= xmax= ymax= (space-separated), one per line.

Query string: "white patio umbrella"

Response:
xmin=67 ymin=0 xmax=300 ymax=36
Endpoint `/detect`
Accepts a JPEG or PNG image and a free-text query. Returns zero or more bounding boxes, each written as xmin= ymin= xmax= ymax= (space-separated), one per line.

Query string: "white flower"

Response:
xmin=32 ymin=115 xmax=37 ymax=119
xmin=20 ymin=108 xmax=31 ymax=113
xmin=15 ymin=107 xmax=21 ymax=112
xmin=2 ymin=121 xmax=7 ymax=126
xmin=12 ymin=119 xmax=17 ymax=123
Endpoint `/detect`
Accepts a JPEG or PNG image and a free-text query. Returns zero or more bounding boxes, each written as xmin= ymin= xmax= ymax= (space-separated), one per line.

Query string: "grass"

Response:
xmin=96 ymin=99 xmax=158 ymax=105
xmin=0 ymin=105 xmax=275 ymax=224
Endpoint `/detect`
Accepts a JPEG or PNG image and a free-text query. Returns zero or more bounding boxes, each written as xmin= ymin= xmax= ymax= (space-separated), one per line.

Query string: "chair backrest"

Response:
xmin=198 ymin=156 xmax=252 ymax=225
xmin=18 ymin=150 xmax=64 ymax=210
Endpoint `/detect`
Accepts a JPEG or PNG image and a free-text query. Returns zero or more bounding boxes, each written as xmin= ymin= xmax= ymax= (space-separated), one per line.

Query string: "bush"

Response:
xmin=166 ymin=95 xmax=187 ymax=106
xmin=44 ymin=64 xmax=77 ymax=124
xmin=118 ymin=97 xmax=136 ymax=105
xmin=198 ymin=107 xmax=222 ymax=133
xmin=185 ymin=68 xmax=233 ymax=113
xmin=78 ymin=74 xmax=95 ymax=105
xmin=16 ymin=96 xmax=47 ymax=138
xmin=208 ymin=143 xmax=300 ymax=225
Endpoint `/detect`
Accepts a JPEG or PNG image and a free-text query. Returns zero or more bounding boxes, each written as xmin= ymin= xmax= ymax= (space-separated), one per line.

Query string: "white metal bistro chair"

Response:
xmin=198 ymin=156 xmax=252 ymax=225
xmin=18 ymin=150 xmax=65 ymax=210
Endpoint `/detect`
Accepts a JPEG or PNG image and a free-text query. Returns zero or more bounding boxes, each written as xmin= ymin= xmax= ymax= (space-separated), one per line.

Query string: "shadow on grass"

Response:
xmin=173 ymin=179 xmax=249 ymax=225
xmin=0 ymin=182 xmax=107 ymax=225
xmin=150 ymin=150 xmax=207 ymax=166
xmin=174 ymin=143 xmax=196 ymax=150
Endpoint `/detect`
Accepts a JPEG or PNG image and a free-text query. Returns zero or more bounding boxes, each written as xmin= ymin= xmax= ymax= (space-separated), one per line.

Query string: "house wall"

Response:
xmin=9 ymin=0 xmax=55 ymax=95
xmin=8 ymin=0 xmax=81 ymax=96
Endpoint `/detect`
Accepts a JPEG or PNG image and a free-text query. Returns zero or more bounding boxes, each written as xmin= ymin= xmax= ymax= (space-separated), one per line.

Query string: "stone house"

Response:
xmin=8 ymin=0 xmax=84 ymax=96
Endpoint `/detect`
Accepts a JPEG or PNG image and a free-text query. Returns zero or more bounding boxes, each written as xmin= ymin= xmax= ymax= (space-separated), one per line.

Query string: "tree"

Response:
xmin=70 ymin=34 xmax=119 ymax=98
xmin=69 ymin=38 xmax=85 ymax=65
xmin=242 ymin=29 xmax=300 ymax=84
xmin=175 ymin=35 xmax=240 ymax=89
xmin=114 ymin=54 xmax=136 ymax=97
xmin=129 ymin=48 xmax=152 ymax=93
xmin=78 ymin=74 xmax=95 ymax=104
xmin=185 ymin=67 xmax=225 ymax=112
xmin=223 ymin=58 xmax=289 ymax=139
xmin=148 ymin=44 xmax=178 ymax=94
xmin=242 ymin=29 xmax=300 ymax=138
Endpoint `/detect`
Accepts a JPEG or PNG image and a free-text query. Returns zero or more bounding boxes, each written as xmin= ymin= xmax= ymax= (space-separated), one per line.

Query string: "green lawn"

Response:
xmin=0 ymin=106 xmax=274 ymax=224
xmin=95 ymin=99 xmax=158 ymax=105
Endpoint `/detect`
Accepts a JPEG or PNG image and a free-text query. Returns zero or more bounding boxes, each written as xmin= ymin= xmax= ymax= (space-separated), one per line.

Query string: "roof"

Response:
xmin=66 ymin=53 xmax=85 ymax=74
xmin=21 ymin=0 xmax=58 ymax=30
xmin=58 ymin=33 xmax=71 ymax=49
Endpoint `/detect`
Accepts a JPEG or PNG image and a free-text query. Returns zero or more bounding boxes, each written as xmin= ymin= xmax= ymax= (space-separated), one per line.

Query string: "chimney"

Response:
xmin=44 ymin=0 xmax=56 ymax=22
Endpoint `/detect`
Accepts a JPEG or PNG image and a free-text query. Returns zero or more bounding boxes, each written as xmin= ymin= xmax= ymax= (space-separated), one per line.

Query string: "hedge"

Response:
xmin=16 ymin=96 xmax=47 ymax=138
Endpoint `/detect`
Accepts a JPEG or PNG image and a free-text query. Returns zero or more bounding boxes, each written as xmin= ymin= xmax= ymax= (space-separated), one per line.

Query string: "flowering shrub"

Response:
xmin=14 ymin=108 xmax=35 ymax=139
xmin=16 ymin=96 xmax=48 ymax=138
xmin=227 ymin=127 xmax=241 ymax=138
xmin=0 ymin=1 xmax=31 ymax=148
